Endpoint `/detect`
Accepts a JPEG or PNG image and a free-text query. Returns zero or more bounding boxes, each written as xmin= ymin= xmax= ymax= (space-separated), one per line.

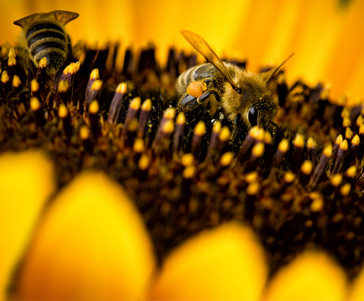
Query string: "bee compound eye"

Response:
xmin=248 ymin=106 xmax=258 ymax=127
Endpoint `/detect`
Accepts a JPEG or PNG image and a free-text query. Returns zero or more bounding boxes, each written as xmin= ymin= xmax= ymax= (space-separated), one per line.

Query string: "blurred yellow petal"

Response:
xmin=348 ymin=265 xmax=364 ymax=301
xmin=0 ymin=150 xmax=55 ymax=300
xmin=149 ymin=222 xmax=267 ymax=301
xmin=263 ymin=251 xmax=347 ymax=301
xmin=17 ymin=171 xmax=156 ymax=300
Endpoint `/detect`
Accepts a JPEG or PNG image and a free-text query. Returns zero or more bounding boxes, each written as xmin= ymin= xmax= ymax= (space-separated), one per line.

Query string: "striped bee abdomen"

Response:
xmin=26 ymin=22 xmax=68 ymax=73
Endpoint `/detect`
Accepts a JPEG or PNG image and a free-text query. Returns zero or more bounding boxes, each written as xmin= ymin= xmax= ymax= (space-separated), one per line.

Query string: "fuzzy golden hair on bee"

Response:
xmin=176 ymin=30 xmax=291 ymax=129
xmin=13 ymin=10 xmax=79 ymax=74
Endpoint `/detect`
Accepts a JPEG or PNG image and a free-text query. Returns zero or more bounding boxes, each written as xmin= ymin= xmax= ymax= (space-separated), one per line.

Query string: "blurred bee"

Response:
xmin=176 ymin=30 xmax=292 ymax=129
xmin=14 ymin=10 xmax=79 ymax=74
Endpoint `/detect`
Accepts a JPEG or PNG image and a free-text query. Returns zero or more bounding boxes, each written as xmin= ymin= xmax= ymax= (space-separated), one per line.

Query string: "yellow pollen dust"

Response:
xmin=342 ymin=117 xmax=351 ymax=128
xmin=181 ymin=153 xmax=194 ymax=166
xmin=352 ymin=134 xmax=360 ymax=146
xmin=330 ymin=174 xmax=343 ymax=187
xmin=30 ymin=97 xmax=41 ymax=111
xmin=176 ymin=112 xmax=186 ymax=125
xmin=219 ymin=126 xmax=230 ymax=141
xmin=252 ymin=142 xmax=265 ymax=157
xmin=310 ymin=197 xmax=324 ymax=212
xmin=301 ymin=160 xmax=313 ymax=174
xmin=79 ymin=125 xmax=89 ymax=140
xmin=8 ymin=47 xmax=16 ymax=58
xmin=116 ymin=82 xmax=127 ymax=94
xmin=183 ymin=165 xmax=196 ymax=179
xmin=90 ymin=68 xmax=99 ymax=79
xmin=39 ymin=57 xmax=47 ymax=68
xmin=339 ymin=140 xmax=348 ymax=151
xmin=345 ymin=127 xmax=353 ymax=139
xmin=12 ymin=75 xmax=21 ymax=88
xmin=130 ymin=97 xmax=141 ymax=110
xmin=245 ymin=171 xmax=258 ymax=183
xmin=293 ymin=134 xmax=305 ymax=148
xmin=255 ymin=128 xmax=265 ymax=141
xmin=212 ymin=121 xmax=222 ymax=133
xmin=138 ymin=154 xmax=150 ymax=170
xmin=220 ymin=152 xmax=234 ymax=166
xmin=248 ymin=126 xmax=259 ymax=137
xmin=356 ymin=115 xmax=363 ymax=127
xmin=247 ymin=182 xmax=260 ymax=195
xmin=278 ymin=139 xmax=289 ymax=153
xmin=58 ymin=104 xmax=68 ymax=118
xmin=1 ymin=71 xmax=9 ymax=83
xmin=164 ymin=108 xmax=175 ymax=120
xmin=323 ymin=144 xmax=333 ymax=157
xmin=162 ymin=120 xmax=175 ymax=134
xmin=141 ymin=99 xmax=152 ymax=111
xmin=345 ymin=165 xmax=356 ymax=178
xmin=133 ymin=139 xmax=145 ymax=153
xmin=341 ymin=107 xmax=350 ymax=119
xmin=91 ymin=80 xmax=103 ymax=91
xmin=31 ymin=79 xmax=39 ymax=92
xmin=306 ymin=137 xmax=317 ymax=149
xmin=89 ymin=100 xmax=99 ymax=114
xmin=264 ymin=132 xmax=272 ymax=144
xmin=58 ymin=80 xmax=69 ymax=93
xmin=340 ymin=183 xmax=351 ymax=196
xmin=335 ymin=134 xmax=343 ymax=145
xmin=194 ymin=121 xmax=206 ymax=136
xmin=8 ymin=56 xmax=16 ymax=66
xmin=360 ymin=123 xmax=364 ymax=135
xmin=284 ymin=171 xmax=295 ymax=183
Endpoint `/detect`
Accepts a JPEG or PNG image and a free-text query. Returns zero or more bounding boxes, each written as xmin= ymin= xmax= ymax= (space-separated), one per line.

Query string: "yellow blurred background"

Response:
xmin=1 ymin=0 xmax=364 ymax=103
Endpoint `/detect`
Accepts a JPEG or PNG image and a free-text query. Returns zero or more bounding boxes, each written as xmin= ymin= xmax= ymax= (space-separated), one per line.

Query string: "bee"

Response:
xmin=176 ymin=30 xmax=292 ymax=129
xmin=13 ymin=10 xmax=79 ymax=74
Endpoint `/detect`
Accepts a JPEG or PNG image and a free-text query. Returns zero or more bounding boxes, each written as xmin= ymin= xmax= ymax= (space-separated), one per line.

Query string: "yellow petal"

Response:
xmin=348 ymin=264 xmax=364 ymax=301
xmin=149 ymin=222 xmax=267 ymax=301
xmin=16 ymin=171 xmax=156 ymax=300
xmin=0 ymin=150 xmax=55 ymax=301
xmin=263 ymin=251 xmax=347 ymax=301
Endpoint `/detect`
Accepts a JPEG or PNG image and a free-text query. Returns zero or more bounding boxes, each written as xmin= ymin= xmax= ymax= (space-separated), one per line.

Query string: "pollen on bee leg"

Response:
xmin=186 ymin=81 xmax=207 ymax=98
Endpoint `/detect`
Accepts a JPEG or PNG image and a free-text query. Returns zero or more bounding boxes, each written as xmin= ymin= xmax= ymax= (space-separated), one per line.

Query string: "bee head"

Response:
xmin=223 ymin=71 xmax=278 ymax=129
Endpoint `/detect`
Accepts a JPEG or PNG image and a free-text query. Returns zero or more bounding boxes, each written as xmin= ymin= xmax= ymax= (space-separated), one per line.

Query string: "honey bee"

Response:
xmin=14 ymin=10 xmax=79 ymax=74
xmin=176 ymin=30 xmax=292 ymax=128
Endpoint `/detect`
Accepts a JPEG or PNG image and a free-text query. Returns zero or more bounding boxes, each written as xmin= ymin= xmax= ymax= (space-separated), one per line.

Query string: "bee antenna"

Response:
xmin=265 ymin=53 xmax=294 ymax=85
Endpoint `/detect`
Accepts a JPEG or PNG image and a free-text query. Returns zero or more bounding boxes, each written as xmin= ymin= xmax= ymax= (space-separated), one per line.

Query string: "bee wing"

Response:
xmin=46 ymin=10 xmax=79 ymax=25
xmin=181 ymin=30 xmax=238 ymax=89
xmin=14 ymin=10 xmax=79 ymax=28
xmin=14 ymin=13 xmax=41 ymax=28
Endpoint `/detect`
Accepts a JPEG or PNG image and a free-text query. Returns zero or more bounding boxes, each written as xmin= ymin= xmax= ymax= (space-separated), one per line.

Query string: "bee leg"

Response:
xmin=180 ymin=94 xmax=197 ymax=107
xmin=196 ymin=90 xmax=219 ymax=104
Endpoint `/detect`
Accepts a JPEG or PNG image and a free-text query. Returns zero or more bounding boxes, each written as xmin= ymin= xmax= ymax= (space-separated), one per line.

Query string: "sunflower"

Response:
xmin=1 ymin=0 xmax=364 ymax=300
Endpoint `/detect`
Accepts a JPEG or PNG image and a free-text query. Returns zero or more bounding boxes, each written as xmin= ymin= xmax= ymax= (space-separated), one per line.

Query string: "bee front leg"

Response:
xmin=179 ymin=90 xmax=213 ymax=110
